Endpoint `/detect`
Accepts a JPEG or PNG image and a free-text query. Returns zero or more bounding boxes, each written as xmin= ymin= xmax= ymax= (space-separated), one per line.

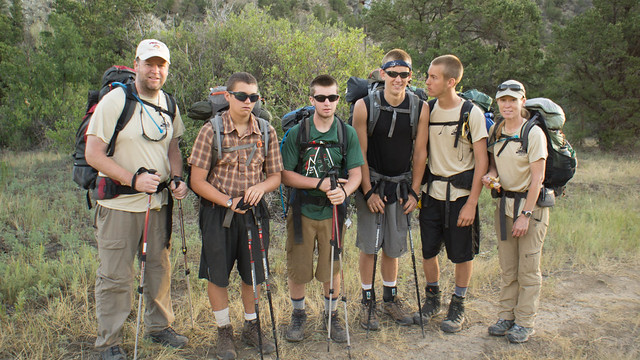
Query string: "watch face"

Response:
xmin=227 ymin=198 xmax=233 ymax=207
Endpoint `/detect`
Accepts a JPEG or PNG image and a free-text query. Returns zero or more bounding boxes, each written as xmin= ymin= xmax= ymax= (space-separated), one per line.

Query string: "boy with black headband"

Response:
xmin=188 ymin=72 xmax=283 ymax=359
xmin=415 ymin=54 xmax=488 ymax=333
xmin=281 ymin=74 xmax=363 ymax=343
xmin=352 ymin=49 xmax=429 ymax=330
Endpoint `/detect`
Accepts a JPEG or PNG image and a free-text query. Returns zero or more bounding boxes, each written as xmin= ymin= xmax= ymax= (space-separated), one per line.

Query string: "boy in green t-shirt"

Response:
xmin=281 ymin=74 xmax=364 ymax=343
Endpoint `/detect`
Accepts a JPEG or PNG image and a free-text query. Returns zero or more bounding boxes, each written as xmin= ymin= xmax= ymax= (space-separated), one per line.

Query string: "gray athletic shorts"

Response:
xmin=355 ymin=191 xmax=408 ymax=258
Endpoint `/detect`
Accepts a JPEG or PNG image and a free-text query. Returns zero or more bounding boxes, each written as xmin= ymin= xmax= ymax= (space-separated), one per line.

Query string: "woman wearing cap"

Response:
xmin=481 ymin=80 xmax=549 ymax=343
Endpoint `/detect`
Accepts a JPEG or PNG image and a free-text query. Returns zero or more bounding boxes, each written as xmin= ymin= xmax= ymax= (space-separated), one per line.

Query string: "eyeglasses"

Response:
xmin=497 ymin=83 xmax=523 ymax=92
xmin=384 ymin=70 xmax=411 ymax=79
xmin=313 ymin=94 xmax=340 ymax=102
xmin=228 ymin=91 xmax=260 ymax=103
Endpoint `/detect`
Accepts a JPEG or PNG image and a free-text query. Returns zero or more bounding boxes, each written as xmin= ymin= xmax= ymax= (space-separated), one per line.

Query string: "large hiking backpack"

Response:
xmin=460 ymin=89 xmax=495 ymax=132
xmin=488 ymin=97 xmax=577 ymax=195
xmin=344 ymin=68 xmax=427 ymax=140
xmin=186 ymin=87 xmax=272 ymax=187
xmin=72 ymin=65 xmax=177 ymax=208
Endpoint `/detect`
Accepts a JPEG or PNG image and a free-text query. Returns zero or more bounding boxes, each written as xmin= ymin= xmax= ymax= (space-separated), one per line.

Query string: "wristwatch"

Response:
xmin=521 ymin=210 xmax=533 ymax=218
xmin=226 ymin=197 xmax=233 ymax=208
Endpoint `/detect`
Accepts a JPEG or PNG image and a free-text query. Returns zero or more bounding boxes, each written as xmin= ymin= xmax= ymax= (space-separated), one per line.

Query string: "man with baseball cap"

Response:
xmin=85 ymin=38 xmax=188 ymax=359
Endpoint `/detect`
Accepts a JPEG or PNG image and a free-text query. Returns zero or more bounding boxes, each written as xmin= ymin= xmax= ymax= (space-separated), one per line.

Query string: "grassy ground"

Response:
xmin=0 ymin=149 xmax=639 ymax=359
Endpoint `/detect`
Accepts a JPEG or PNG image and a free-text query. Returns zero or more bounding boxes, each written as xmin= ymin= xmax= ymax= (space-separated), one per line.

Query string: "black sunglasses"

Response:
xmin=228 ymin=91 xmax=260 ymax=103
xmin=497 ymin=83 xmax=523 ymax=91
xmin=313 ymin=94 xmax=340 ymax=102
xmin=385 ymin=70 xmax=411 ymax=79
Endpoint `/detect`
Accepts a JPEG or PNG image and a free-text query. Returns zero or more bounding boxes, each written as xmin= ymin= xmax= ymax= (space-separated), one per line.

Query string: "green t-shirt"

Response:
xmin=282 ymin=116 xmax=364 ymax=220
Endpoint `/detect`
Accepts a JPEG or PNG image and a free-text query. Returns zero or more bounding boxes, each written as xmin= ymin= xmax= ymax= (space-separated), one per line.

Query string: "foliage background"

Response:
xmin=0 ymin=0 xmax=638 ymax=151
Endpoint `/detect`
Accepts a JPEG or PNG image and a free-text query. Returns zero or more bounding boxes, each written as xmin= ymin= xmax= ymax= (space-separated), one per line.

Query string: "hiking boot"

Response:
xmin=242 ymin=319 xmax=276 ymax=355
xmin=488 ymin=319 xmax=515 ymax=336
xmin=412 ymin=289 xmax=442 ymax=325
xmin=322 ymin=310 xmax=348 ymax=343
xmin=285 ymin=309 xmax=307 ymax=342
xmin=506 ymin=324 xmax=535 ymax=343
xmin=441 ymin=294 xmax=465 ymax=333
xmin=100 ymin=345 xmax=126 ymax=360
xmin=216 ymin=324 xmax=236 ymax=360
xmin=147 ymin=327 xmax=188 ymax=348
xmin=359 ymin=301 xmax=379 ymax=330
xmin=382 ymin=297 xmax=414 ymax=326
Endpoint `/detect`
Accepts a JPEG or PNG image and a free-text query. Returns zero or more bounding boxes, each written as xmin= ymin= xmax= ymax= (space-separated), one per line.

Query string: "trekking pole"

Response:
xmin=326 ymin=172 xmax=338 ymax=353
xmin=335 ymin=184 xmax=352 ymax=359
xmin=134 ymin=169 xmax=156 ymax=360
xmin=366 ymin=211 xmax=382 ymax=339
xmin=252 ymin=206 xmax=280 ymax=360
xmin=400 ymin=183 xmax=424 ymax=338
xmin=245 ymin=215 xmax=264 ymax=360
xmin=173 ymin=177 xmax=194 ymax=329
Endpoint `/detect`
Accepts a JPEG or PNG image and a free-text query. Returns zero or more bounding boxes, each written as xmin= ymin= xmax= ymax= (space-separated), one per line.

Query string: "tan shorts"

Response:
xmin=286 ymin=215 xmax=342 ymax=284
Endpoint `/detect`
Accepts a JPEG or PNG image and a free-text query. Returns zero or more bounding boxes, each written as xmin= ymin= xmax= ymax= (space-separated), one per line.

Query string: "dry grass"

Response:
xmin=0 ymin=149 xmax=639 ymax=359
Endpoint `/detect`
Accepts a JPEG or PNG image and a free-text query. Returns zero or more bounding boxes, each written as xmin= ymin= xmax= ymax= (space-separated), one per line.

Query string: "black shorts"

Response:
xmin=198 ymin=200 xmax=270 ymax=287
xmin=419 ymin=194 xmax=479 ymax=263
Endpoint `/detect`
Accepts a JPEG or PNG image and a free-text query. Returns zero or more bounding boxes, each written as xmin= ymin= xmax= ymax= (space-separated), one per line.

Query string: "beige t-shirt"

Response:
xmin=488 ymin=121 xmax=547 ymax=216
xmin=427 ymin=100 xmax=488 ymax=201
xmin=87 ymin=86 xmax=185 ymax=212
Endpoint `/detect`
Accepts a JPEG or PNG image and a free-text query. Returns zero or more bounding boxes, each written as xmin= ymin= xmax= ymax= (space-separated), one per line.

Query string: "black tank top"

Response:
xmin=364 ymin=92 xmax=422 ymax=176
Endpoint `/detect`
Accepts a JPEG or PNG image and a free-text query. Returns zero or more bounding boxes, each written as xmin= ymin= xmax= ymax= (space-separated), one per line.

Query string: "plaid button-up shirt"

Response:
xmin=188 ymin=111 xmax=283 ymax=198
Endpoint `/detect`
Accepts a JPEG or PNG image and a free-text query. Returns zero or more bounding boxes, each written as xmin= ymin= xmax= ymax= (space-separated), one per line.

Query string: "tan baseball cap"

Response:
xmin=496 ymin=79 xmax=525 ymax=99
xmin=136 ymin=39 xmax=170 ymax=64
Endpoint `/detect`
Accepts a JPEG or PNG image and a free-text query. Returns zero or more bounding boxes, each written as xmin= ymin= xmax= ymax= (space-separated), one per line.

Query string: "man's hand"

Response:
xmin=401 ymin=194 xmax=418 ymax=214
xmin=170 ymin=179 xmax=188 ymax=200
xmin=244 ymin=183 xmax=266 ymax=207
xmin=326 ymin=187 xmax=346 ymax=205
xmin=457 ymin=202 xmax=476 ymax=227
xmin=134 ymin=171 xmax=161 ymax=194
xmin=367 ymin=193 xmax=386 ymax=214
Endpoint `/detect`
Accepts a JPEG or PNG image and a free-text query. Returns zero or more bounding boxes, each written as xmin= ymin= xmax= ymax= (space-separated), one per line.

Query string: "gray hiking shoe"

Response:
xmin=100 ymin=345 xmax=126 ymax=360
xmin=382 ymin=297 xmax=414 ymax=326
xmin=441 ymin=294 xmax=465 ymax=333
xmin=285 ymin=309 xmax=307 ymax=342
xmin=242 ymin=319 xmax=275 ymax=355
xmin=359 ymin=301 xmax=379 ymax=330
xmin=216 ymin=324 xmax=236 ymax=360
xmin=488 ymin=319 xmax=515 ymax=336
xmin=506 ymin=324 xmax=535 ymax=343
xmin=413 ymin=289 xmax=442 ymax=325
xmin=323 ymin=310 xmax=348 ymax=343
xmin=147 ymin=327 xmax=188 ymax=348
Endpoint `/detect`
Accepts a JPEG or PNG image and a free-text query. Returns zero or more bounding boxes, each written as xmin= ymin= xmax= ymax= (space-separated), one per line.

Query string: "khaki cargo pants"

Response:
xmin=94 ymin=205 xmax=174 ymax=350
xmin=494 ymin=206 xmax=549 ymax=328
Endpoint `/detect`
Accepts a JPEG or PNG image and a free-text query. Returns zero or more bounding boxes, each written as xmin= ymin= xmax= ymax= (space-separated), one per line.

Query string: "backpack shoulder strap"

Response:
xmin=408 ymin=92 xmax=419 ymax=140
xmin=209 ymin=114 xmax=224 ymax=161
xmin=454 ymin=100 xmax=474 ymax=148
xmin=368 ymin=90 xmax=382 ymax=137
xmin=336 ymin=116 xmax=347 ymax=159
xmin=520 ymin=112 xmax=545 ymax=154
xmin=257 ymin=116 xmax=270 ymax=157
xmin=427 ymin=99 xmax=437 ymax=117
xmin=163 ymin=92 xmax=177 ymax=121
xmin=107 ymin=84 xmax=137 ymax=157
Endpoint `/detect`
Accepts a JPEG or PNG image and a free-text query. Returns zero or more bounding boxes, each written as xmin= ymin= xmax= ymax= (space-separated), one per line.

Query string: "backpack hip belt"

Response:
xmin=425 ymin=168 xmax=475 ymax=229
xmin=366 ymin=169 xmax=412 ymax=203
xmin=496 ymin=190 xmax=527 ymax=241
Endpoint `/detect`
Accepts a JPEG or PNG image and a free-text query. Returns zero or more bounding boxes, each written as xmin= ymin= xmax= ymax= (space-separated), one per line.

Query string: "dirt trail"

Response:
xmin=259 ymin=264 xmax=640 ymax=360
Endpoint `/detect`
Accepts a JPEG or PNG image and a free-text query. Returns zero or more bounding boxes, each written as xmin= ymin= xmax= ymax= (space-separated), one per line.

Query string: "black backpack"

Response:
xmin=344 ymin=69 xmax=427 ymax=140
xmin=488 ymin=98 xmax=577 ymax=196
xmin=72 ymin=65 xmax=177 ymax=208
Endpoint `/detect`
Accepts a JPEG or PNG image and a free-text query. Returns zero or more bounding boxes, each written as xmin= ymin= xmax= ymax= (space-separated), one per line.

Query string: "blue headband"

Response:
xmin=381 ymin=60 xmax=412 ymax=70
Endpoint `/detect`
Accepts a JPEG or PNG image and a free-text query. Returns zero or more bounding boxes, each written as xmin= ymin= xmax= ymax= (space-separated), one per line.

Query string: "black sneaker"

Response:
xmin=216 ymin=324 xmax=236 ymax=360
xmin=285 ymin=309 xmax=307 ymax=342
xmin=488 ymin=319 xmax=515 ymax=336
xmin=323 ymin=310 xmax=348 ymax=343
xmin=359 ymin=301 xmax=379 ymax=330
xmin=506 ymin=324 xmax=535 ymax=343
xmin=100 ymin=345 xmax=127 ymax=360
xmin=441 ymin=294 xmax=465 ymax=333
xmin=147 ymin=327 xmax=188 ymax=348
xmin=413 ymin=289 xmax=442 ymax=324
xmin=242 ymin=319 xmax=276 ymax=354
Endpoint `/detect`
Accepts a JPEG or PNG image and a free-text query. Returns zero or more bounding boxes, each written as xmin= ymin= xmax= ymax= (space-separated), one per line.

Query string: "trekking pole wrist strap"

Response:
xmin=363 ymin=188 xmax=374 ymax=201
xmin=131 ymin=167 xmax=150 ymax=191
